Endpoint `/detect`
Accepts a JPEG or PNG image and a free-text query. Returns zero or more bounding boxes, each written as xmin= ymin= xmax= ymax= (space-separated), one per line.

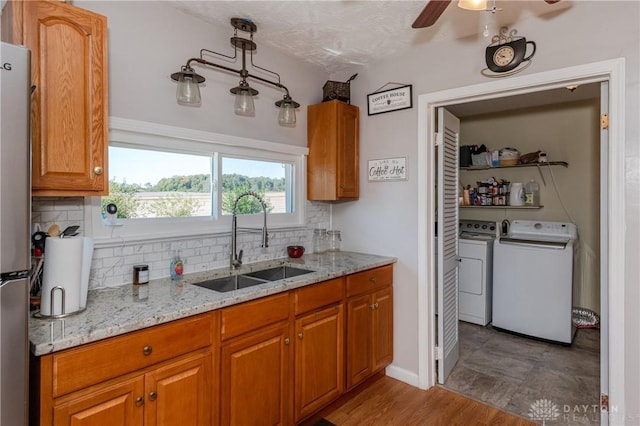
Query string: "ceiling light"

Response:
xmin=171 ymin=18 xmax=300 ymax=126
xmin=230 ymin=80 xmax=258 ymax=116
xmin=174 ymin=65 xmax=205 ymax=105
xmin=275 ymin=94 xmax=301 ymax=126
xmin=458 ymin=0 xmax=488 ymax=11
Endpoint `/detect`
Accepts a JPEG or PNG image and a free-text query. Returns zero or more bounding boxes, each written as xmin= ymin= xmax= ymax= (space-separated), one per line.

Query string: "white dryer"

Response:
xmin=458 ymin=220 xmax=497 ymax=326
xmin=492 ymin=220 xmax=578 ymax=344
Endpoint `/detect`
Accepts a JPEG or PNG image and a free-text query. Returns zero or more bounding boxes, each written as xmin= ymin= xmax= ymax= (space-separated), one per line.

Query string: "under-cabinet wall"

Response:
xmin=459 ymin=98 xmax=600 ymax=313
xmin=31 ymin=198 xmax=330 ymax=289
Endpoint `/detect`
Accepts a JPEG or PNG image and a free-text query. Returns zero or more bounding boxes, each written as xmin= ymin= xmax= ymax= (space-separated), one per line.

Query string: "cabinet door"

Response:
xmin=52 ymin=376 xmax=144 ymax=426
xmin=145 ymin=352 xmax=212 ymax=426
xmin=307 ymin=100 xmax=359 ymax=201
xmin=23 ymin=1 xmax=108 ymax=195
xmin=336 ymin=102 xmax=359 ymax=199
xmin=294 ymin=304 xmax=344 ymax=422
xmin=220 ymin=322 xmax=290 ymax=426
xmin=346 ymin=293 xmax=372 ymax=390
xmin=372 ymin=287 xmax=393 ymax=372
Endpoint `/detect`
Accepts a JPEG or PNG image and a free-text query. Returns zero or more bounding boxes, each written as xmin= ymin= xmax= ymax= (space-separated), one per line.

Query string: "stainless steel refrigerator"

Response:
xmin=0 ymin=41 xmax=31 ymax=426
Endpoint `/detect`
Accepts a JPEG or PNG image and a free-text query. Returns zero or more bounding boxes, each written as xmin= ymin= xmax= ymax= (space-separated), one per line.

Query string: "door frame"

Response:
xmin=416 ymin=58 xmax=626 ymax=417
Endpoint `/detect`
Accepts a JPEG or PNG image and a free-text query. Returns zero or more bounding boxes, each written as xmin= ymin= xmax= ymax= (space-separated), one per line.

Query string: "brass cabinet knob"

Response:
xmin=94 ymin=166 xmax=103 ymax=175
xmin=284 ymin=337 xmax=290 ymax=345
xmin=149 ymin=391 xmax=157 ymax=401
xmin=143 ymin=345 xmax=152 ymax=356
xmin=370 ymin=304 xmax=376 ymax=310
xmin=135 ymin=396 xmax=144 ymax=407
xmin=298 ymin=332 xmax=304 ymax=339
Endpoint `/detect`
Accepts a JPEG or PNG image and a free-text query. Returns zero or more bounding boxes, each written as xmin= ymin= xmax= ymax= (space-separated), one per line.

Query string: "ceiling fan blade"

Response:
xmin=412 ymin=0 xmax=452 ymax=29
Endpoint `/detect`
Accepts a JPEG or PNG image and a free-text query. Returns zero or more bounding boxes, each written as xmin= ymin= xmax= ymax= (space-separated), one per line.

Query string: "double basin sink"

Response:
xmin=191 ymin=265 xmax=314 ymax=293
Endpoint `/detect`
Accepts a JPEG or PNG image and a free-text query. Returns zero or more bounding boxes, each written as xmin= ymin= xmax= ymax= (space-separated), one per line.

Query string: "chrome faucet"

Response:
xmin=230 ymin=191 xmax=269 ymax=269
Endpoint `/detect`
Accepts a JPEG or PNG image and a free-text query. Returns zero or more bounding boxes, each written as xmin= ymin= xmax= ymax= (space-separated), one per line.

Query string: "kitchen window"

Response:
xmin=85 ymin=118 xmax=307 ymax=243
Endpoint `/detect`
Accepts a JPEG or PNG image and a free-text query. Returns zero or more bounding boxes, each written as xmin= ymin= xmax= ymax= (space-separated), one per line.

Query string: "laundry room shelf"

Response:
xmin=460 ymin=161 xmax=568 ymax=171
xmin=459 ymin=205 xmax=543 ymax=209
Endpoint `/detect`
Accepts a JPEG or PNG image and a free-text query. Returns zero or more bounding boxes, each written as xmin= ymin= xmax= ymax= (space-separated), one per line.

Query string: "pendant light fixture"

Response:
xmin=458 ymin=0 xmax=488 ymax=10
xmin=231 ymin=80 xmax=258 ymax=116
xmin=171 ymin=18 xmax=300 ymax=126
xmin=175 ymin=65 xmax=205 ymax=105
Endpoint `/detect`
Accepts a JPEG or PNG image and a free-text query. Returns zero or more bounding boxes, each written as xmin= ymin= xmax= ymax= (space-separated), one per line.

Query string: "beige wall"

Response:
xmin=331 ymin=1 xmax=639 ymax=411
xmin=458 ymin=99 xmax=601 ymax=313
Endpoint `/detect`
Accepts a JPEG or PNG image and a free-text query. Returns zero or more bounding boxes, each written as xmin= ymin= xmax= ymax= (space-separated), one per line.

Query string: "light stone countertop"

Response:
xmin=29 ymin=251 xmax=396 ymax=356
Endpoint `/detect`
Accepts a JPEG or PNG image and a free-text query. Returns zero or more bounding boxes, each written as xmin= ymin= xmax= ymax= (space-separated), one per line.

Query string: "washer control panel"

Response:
xmin=509 ymin=220 xmax=577 ymax=241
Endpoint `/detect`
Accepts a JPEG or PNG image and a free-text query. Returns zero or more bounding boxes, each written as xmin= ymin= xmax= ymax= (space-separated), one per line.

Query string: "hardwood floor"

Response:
xmin=320 ymin=375 xmax=537 ymax=425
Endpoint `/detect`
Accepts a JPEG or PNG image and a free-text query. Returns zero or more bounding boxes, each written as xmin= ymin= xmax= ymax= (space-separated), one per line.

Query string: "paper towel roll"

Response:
xmin=80 ymin=237 xmax=93 ymax=309
xmin=41 ymin=237 xmax=93 ymax=316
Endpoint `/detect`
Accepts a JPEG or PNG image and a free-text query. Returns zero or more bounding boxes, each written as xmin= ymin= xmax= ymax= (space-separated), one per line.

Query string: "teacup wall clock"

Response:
xmin=482 ymin=27 xmax=536 ymax=77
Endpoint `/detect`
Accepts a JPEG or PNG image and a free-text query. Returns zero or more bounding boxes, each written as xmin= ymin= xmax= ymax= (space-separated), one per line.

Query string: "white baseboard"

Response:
xmin=385 ymin=364 xmax=425 ymax=389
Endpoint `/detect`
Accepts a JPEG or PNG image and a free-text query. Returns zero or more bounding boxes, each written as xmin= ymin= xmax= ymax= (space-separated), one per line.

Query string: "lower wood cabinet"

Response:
xmin=219 ymin=292 xmax=292 ymax=425
xmin=34 ymin=266 xmax=393 ymax=426
xmin=146 ymin=353 xmax=212 ymax=426
xmin=294 ymin=304 xmax=344 ymax=422
xmin=220 ymin=322 xmax=291 ymax=426
xmin=35 ymin=313 xmax=216 ymax=426
xmin=52 ymin=376 xmax=143 ymax=426
xmin=346 ymin=266 xmax=394 ymax=390
xmin=52 ymin=352 xmax=212 ymax=426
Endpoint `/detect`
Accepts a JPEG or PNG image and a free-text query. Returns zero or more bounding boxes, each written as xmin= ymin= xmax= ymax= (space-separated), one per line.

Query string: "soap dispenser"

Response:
xmin=170 ymin=251 xmax=184 ymax=280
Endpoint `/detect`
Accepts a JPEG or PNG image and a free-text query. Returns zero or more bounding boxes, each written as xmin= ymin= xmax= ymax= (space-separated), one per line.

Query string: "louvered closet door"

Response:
xmin=437 ymin=107 xmax=460 ymax=384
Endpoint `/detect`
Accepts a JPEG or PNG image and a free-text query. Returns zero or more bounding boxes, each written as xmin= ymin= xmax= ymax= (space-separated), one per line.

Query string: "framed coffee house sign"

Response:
xmin=367 ymin=84 xmax=413 ymax=116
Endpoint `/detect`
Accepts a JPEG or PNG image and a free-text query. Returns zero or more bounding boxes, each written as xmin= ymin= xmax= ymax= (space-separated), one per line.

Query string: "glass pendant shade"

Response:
xmin=176 ymin=75 xmax=201 ymax=105
xmin=278 ymin=103 xmax=296 ymax=125
xmin=234 ymin=89 xmax=255 ymax=116
xmin=458 ymin=0 xmax=487 ymax=10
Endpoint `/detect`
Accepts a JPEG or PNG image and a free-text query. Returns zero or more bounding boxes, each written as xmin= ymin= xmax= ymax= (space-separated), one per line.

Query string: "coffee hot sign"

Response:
xmin=368 ymin=157 xmax=407 ymax=182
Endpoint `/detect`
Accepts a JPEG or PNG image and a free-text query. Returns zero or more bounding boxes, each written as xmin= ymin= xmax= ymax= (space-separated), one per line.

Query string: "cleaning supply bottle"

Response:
xmin=170 ymin=251 xmax=184 ymax=280
xmin=525 ymin=179 xmax=540 ymax=206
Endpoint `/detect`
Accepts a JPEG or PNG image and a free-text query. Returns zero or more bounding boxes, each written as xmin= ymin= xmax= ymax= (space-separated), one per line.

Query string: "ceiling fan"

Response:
xmin=412 ymin=0 xmax=561 ymax=29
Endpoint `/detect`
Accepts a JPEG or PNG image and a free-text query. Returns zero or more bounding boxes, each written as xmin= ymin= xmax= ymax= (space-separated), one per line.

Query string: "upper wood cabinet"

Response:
xmin=8 ymin=0 xmax=109 ymax=196
xmin=307 ymin=100 xmax=359 ymax=201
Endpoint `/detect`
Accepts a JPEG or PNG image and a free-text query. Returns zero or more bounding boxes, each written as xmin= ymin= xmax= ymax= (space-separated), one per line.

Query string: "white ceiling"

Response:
xmin=170 ymin=1 xmax=574 ymax=74
xmin=169 ymin=1 xmax=596 ymax=114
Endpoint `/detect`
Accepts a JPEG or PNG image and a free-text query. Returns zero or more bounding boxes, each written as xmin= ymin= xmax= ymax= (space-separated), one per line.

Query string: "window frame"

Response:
xmin=85 ymin=117 xmax=308 ymax=245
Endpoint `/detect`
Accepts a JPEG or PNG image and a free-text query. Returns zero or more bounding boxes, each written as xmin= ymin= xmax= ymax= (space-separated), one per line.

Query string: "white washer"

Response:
xmin=492 ymin=220 xmax=578 ymax=344
xmin=458 ymin=220 xmax=497 ymax=326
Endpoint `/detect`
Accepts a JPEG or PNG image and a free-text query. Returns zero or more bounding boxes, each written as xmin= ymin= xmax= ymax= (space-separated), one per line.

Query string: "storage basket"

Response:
xmin=322 ymin=73 xmax=357 ymax=103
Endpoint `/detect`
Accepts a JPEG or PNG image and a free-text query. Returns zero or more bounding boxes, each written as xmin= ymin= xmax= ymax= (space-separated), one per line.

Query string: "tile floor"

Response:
xmin=444 ymin=321 xmax=601 ymax=425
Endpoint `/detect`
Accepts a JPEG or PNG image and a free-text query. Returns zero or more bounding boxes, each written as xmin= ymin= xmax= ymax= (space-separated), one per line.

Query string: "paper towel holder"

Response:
xmin=33 ymin=286 xmax=87 ymax=319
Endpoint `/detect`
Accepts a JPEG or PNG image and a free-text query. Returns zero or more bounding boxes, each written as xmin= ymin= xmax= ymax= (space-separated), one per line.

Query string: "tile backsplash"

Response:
xmin=32 ymin=197 xmax=330 ymax=290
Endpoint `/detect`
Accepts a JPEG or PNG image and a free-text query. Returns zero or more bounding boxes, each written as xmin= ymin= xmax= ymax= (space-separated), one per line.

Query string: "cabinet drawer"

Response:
xmin=50 ymin=313 xmax=214 ymax=397
xmin=221 ymin=293 xmax=290 ymax=341
xmin=294 ymin=278 xmax=343 ymax=315
xmin=346 ymin=265 xmax=393 ymax=297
